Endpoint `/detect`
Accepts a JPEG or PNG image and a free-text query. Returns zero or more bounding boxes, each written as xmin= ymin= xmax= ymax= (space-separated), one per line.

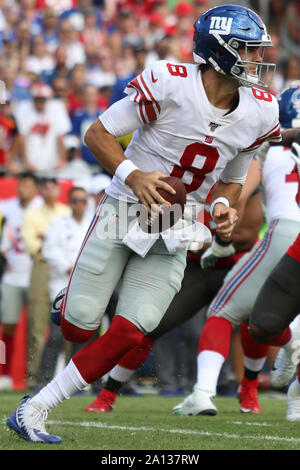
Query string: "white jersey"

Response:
xmin=262 ymin=146 xmax=300 ymax=226
xmin=14 ymin=99 xmax=71 ymax=173
xmin=102 ymin=60 xmax=281 ymax=204
xmin=42 ymin=214 xmax=91 ymax=301
xmin=0 ymin=196 xmax=43 ymax=287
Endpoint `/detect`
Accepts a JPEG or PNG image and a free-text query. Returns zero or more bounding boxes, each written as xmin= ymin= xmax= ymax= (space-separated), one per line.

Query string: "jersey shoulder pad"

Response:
xmin=124 ymin=61 xmax=169 ymax=124
xmin=241 ymin=88 xmax=281 ymax=153
xmin=125 ymin=60 xmax=168 ymax=103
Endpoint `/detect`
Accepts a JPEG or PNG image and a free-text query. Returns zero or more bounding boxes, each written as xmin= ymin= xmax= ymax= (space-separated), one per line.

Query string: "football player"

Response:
xmin=249 ymin=96 xmax=300 ymax=421
xmin=84 ymin=161 xmax=264 ymax=413
xmin=7 ymin=4 xmax=281 ymax=443
xmin=173 ymin=85 xmax=300 ymax=417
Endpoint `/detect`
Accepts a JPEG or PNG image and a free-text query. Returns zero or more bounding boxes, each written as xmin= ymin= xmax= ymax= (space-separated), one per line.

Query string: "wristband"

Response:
xmin=115 ymin=159 xmax=139 ymax=183
xmin=215 ymin=233 xmax=232 ymax=246
xmin=210 ymin=197 xmax=230 ymax=217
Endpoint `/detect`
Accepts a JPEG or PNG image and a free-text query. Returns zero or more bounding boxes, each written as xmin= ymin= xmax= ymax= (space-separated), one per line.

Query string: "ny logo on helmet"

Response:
xmin=209 ymin=16 xmax=233 ymax=35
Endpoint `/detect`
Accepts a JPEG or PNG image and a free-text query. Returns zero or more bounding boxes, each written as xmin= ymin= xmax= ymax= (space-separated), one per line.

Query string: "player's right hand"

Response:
xmin=125 ymin=170 xmax=176 ymax=214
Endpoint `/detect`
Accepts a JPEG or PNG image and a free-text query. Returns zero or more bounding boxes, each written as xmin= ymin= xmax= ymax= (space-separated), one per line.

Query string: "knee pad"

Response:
xmin=65 ymin=294 xmax=103 ymax=331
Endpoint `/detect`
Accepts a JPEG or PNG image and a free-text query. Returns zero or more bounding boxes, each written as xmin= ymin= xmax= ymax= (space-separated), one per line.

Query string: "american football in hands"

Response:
xmin=138 ymin=176 xmax=187 ymax=233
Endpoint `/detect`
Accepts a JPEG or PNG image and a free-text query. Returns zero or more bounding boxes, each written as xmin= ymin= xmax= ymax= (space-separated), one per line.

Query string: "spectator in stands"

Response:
xmin=42 ymin=186 xmax=90 ymax=305
xmin=14 ymin=82 xmax=71 ymax=176
xmin=51 ymin=76 xmax=69 ymax=108
xmin=41 ymin=45 xmax=70 ymax=85
xmin=15 ymin=19 xmax=32 ymax=72
xmin=193 ymin=0 xmax=211 ymax=22
xmin=55 ymin=134 xmax=92 ymax=181
xmin=0 ymin=172 xmax=41 ymax=391
xmin=0 ymin=97 xmax=21 ymax=175
xmin=86 ymin=46 xmax=117 ymax=91
xmin=109 ymin=57 xmax=136 ymax=105
xmin=19 ymin=0 xmax=41 ymax=36
xmin=40 ymin=7 xmax=60 ymax=53
xmin=70 ymin=84 xmax=106 ymax=170
xmin=80 ymin=6 xmax=107 ymax=58
xmin=67 ymin=64 xmax=86 ymax=112
xmin=281 ymin=55 xmax=300 ymax=89
xmin=22 ymin=176 xmax=70 ymax=390
xmin=281 ymin=0 xmax=300 ymax=59
xmin=109 ymin=7 xmax=144 ymax=59
xmin=1 ymin=32 xmax=19 ymax=71
xmin=143 ymin=13 xmax=165 ymax=50
xmin=59 ymin=19 xmax=86 ymax=69
xmin=145 ymin=34 xmax=181 ymax=67
xmin=169 ymin=2 xmax=194 ymax=63
xmin=25 ymin=34 xmax=55 ymax=77
xmin=36 ymin=186 xmax=99 ymax=390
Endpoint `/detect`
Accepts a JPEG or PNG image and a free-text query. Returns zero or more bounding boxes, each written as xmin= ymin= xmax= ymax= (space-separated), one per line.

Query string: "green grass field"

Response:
xmin=1 ymin=390 xmax=300 ymax=451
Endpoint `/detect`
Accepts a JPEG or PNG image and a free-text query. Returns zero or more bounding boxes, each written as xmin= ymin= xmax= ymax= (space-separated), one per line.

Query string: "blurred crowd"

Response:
xmin=0 ymin=0 xmax=299 ymax=180
xmin=0 ymin=0 xmax=300 ymax=395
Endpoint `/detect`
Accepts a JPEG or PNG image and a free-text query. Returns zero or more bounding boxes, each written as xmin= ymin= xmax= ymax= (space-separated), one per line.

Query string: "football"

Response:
xmin=138 ymin=176 xmax=187 ymax=233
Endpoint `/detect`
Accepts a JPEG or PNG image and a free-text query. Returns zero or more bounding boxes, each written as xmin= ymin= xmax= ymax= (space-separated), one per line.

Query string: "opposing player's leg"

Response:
xmin=239 ymin=322 xmax=269 ymax=413
xmin=173 ymin=219 xmax=300 ymax=416
xmin=286 ymin=364 xmax=300 ymax=422
xmin=270 ymin=315 xmax=300 ymax=389
xmin=85 ymin=259 xmax=228 ymax=413
xmin=250 ymin=234 xmax=300 ymax=343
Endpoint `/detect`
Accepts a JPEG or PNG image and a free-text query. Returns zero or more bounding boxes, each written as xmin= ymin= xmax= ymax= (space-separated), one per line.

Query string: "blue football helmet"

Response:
xmin=277 ymin=84 xmax=300 ymax=129
xmin=193 ymin=4 xmax=275 ymax=88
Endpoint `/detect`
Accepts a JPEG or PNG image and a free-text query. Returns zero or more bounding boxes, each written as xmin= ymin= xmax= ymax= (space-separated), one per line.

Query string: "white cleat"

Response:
xmin=173 ymin=386 xmax=217 ymax=416
xmin=286 ymin=380 xmax=300 ymax=422
xmin=7 ymin=396 xmax=62 ymax=443
xmin=270 ymin=348 xmax=297 ymax=389
xmin=270 ymin=330 xmax=300 ymax=389
xmin=0 ymin=375 xmax=13 ymax=391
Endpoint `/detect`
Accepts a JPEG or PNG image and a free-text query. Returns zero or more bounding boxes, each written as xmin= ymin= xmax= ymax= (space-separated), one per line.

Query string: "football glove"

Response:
xmin=200 ymin=235 xmax=236 ymax=269
xmin=254 ymin=141 xmax=270 ymax=170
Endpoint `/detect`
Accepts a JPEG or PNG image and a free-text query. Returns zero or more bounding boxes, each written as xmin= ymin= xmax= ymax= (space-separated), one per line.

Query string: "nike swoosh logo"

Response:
xmin=151 ymin=71 xmax=158 ymax=83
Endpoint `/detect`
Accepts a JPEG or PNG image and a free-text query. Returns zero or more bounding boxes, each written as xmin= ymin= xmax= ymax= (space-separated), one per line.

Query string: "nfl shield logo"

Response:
xmin=209 ymin=122 xmax=220 ymax=132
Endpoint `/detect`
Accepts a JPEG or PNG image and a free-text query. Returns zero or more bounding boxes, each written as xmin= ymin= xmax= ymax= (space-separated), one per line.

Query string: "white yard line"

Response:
xmin=47 ymin=420 xmax=300 ymax=444
xmin=228 ymin=421 xmax=274 ymax=427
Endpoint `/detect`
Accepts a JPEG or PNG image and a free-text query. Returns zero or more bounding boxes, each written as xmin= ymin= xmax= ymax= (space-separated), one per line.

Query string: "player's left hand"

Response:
xmin=212 ymin=204 xmax=238 ymax=241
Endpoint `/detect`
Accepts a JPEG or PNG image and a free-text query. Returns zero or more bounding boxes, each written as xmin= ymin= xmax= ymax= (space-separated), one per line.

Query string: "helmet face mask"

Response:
xmin=193 ymin=4 xmax=276 ymax=88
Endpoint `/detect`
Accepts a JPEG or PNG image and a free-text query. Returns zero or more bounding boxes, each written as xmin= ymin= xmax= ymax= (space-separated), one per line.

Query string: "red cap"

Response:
xmin=149 ymin=13 xmax=163 ymax=25
xmin=175 ymin=2 xmax=193 ymax=17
